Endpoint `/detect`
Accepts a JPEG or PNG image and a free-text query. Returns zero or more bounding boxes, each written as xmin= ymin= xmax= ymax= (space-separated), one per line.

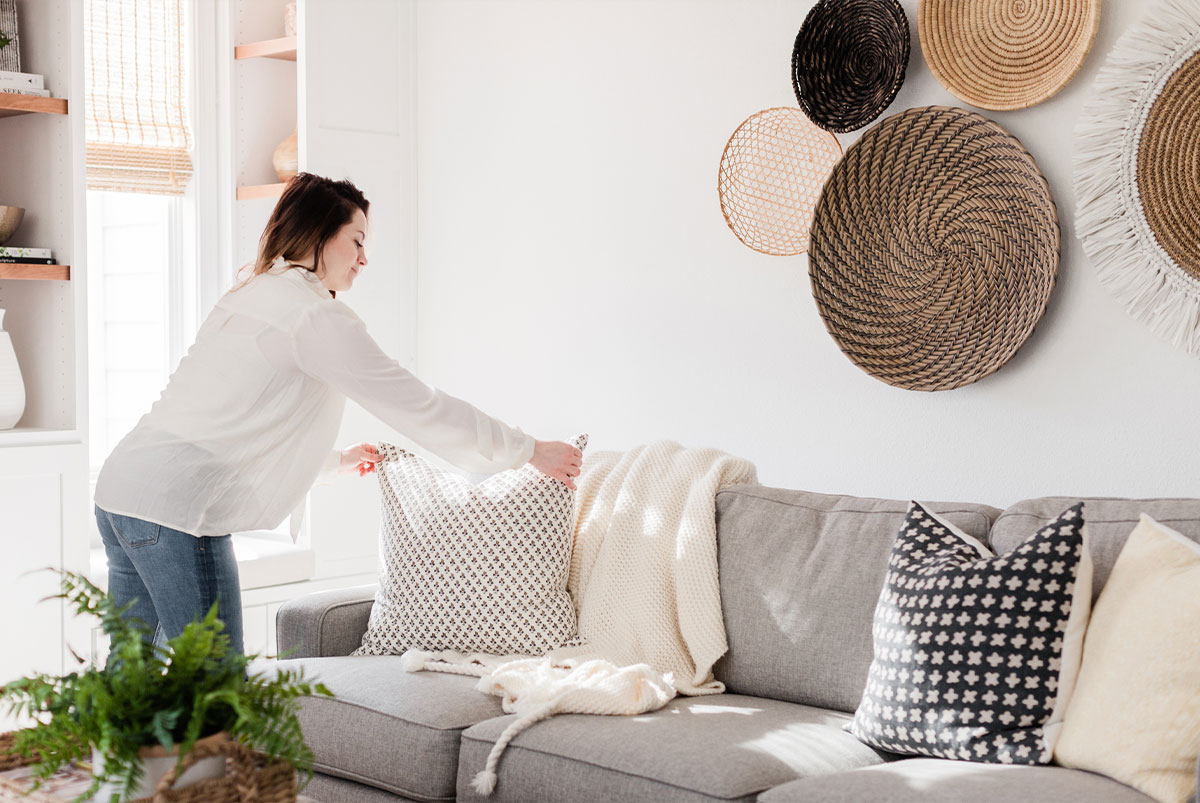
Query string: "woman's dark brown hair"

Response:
xmin=231 ymin=172 xmax=369 ymax=299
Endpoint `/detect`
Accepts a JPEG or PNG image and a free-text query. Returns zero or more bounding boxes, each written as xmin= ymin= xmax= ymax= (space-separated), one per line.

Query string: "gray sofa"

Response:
xmin=272 ymin=486 xmax=1200 ymax=802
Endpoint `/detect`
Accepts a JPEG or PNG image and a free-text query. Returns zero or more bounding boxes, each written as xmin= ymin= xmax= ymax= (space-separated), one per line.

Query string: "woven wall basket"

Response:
xmin=918 ymin=0 xmax=1101 ymax=110
xmin=792 ymin=0 xmax=910 ymax=133
xmin=718 ymin=107 xmax=842 ymax=256
xmin=809 ymin=106 xmax=1059 ymax=391
xmin=1075 ymin=0 xmax=1200 ymax=356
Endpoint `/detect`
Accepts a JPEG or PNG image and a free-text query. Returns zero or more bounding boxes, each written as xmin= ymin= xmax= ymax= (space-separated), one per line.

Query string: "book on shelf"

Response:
xmin=0 ymin=87 xmax=52 ymax=98
xmin=0 ymin=257 xmax=55 ymax=265
xmin=0 ymin=70 xmax=45 ymax=89
xmin=0 ymin=247 xmax=52 ymax=259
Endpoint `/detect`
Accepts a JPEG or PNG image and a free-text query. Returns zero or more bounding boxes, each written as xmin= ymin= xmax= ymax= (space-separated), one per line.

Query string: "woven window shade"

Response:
xmin=84 ymin=0 xmax=193 ymax=195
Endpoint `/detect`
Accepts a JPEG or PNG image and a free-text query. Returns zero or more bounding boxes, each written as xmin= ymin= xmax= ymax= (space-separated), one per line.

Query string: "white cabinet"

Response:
xmin=0 ymin=444 xmax=90 ymax=732
xmin=242 ymin=603 xmax=271 ymax=657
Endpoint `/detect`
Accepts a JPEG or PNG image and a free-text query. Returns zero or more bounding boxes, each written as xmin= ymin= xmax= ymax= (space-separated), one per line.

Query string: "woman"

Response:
xmin=93 ymin=173 xmax=582 ymax=655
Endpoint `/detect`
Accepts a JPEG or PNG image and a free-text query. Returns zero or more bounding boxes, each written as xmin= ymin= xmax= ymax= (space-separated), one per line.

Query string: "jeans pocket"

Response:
xmin=108 ymin=511 xmax=162 ymax=549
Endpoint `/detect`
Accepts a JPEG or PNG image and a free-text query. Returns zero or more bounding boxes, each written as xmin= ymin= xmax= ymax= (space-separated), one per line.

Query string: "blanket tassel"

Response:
xmin=471 ymin=702 xmax=556 ymax=796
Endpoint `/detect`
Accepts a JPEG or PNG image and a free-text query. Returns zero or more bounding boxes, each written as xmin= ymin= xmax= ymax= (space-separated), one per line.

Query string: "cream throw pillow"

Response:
xmin=354 ymin=435 xmax=586 ymax=657
xmin=1053 ymin=514 xmax=1200 ymax=803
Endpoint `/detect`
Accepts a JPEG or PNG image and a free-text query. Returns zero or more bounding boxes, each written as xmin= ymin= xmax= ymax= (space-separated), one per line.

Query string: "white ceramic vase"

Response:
xmin=0 ymin=308 xmax=26 ymax=430
xmin=91 ymin=732 xmax=228 ymax=802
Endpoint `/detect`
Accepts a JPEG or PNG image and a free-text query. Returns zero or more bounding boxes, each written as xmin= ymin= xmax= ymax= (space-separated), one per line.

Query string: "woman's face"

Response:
xmin=315 ymin=208 xmax=368 ymax=294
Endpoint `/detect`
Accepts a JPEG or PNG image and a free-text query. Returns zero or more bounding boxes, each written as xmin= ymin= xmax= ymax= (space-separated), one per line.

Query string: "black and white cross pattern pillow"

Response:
xmin=850 ymin=502 xmax=1093 ymax=765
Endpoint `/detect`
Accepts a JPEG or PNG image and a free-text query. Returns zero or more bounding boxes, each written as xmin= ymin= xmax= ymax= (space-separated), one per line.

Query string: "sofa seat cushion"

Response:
xmin=757 ymin=758 xmax=1154 ymax=802
xmin=269 ymin=656 xmax=505 ymax=802
xmin=457 ymin=694 xmax=888 ymax=802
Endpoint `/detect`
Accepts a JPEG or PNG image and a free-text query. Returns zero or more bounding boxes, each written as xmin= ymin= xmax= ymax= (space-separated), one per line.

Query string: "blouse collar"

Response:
xmin=267 ymin=257 xmax=332 ymax=299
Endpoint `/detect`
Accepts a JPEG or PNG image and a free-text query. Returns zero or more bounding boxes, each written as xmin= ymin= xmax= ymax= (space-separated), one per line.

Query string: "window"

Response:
xmin=84 ymin=0 xmax=197 ymax=547
xmin=84 ymin=0 xmax=301 ymax=555
xmin=86 ymin=191 xmax=175 ymax=473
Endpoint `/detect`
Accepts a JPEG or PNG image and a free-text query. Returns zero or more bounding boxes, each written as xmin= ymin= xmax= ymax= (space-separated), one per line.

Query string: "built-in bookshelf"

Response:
xmin=233 ymin=26 xmax=298 ymax=202
xmin=0 ymin=0 xmax=92 ymax=726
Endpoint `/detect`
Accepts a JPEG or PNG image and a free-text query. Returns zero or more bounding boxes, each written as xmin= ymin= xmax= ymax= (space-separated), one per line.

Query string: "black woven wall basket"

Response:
xmin=792 ymin=0 xmax=910 ymax=133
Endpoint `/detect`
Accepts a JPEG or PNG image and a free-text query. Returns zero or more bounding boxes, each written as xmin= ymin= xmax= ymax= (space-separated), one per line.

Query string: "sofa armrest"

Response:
xmin=275 ymin=585 xmax=376 ymax=658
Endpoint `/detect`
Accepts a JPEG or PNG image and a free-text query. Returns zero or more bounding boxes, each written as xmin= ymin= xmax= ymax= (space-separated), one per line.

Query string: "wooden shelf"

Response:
xmin=0 ymin=264 xmax=70 ymax=280
xmin=235 ymin=36 xmax=297 ymax=61
xmin=236 ymin=183 xmax=286 ymax=201
xmin=0 ymin=95 xmax=68 ymax=118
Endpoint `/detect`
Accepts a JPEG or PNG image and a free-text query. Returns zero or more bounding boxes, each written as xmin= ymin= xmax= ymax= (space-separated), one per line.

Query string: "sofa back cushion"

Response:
xmin=990 ymin=497 xmax=1200 ymax=603
xmin=713 ymin=485 xmax=1000 ymax=714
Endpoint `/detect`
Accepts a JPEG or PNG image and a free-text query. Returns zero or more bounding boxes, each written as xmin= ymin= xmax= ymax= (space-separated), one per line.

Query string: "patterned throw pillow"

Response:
xmin=354 ymin=435 xmax=587 ymax=657
xmin=850 ymin=501 xmax=1092 ymax=765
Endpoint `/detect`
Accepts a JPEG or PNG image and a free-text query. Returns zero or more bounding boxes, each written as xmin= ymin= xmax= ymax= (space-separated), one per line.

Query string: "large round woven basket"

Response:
xmin=918 ymin=0 xmax=1101 ymax=110
xmin=718 ymin=107 xmax=842 ymax=256
xmin=0 ymin=730 xmax=298 ymax=802
xmin=1074 ymin=0 xmax=1200 ymax=356
xmin=808 ymin=106 xmax=1059 ymax=391
xmin=791 ymin=0 xmax=910 ymax=132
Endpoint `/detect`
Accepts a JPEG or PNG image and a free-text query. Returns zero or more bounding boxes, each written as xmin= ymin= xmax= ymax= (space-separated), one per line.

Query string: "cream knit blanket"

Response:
xmin=400 ymin=441 xmax=757 ymax=794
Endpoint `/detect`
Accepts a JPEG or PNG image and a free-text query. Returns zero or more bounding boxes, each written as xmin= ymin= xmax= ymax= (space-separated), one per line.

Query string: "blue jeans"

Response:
xmin=94 ymin=505 xmax=244 ymax=656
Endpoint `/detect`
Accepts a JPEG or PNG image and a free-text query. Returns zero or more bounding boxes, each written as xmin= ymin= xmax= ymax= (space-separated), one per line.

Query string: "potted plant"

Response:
xmin=0 ymin=571 xmax=333 ymax=802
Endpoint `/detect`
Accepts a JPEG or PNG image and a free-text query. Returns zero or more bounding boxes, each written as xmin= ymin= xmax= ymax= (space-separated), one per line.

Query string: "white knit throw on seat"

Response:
xmin=400 ymin=440 xmax=758 ymax=795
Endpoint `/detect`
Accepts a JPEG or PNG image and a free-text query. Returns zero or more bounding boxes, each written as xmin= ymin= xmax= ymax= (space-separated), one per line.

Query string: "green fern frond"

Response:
xmin=1 ymin=570 xmax=336 ymax=803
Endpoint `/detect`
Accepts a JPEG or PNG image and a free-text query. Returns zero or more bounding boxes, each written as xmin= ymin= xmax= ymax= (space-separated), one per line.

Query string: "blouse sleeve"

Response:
xmin=313 ymin=449 xmax=341 ymax=487
xmin=290 ymin=301 xmax=535 ymax=475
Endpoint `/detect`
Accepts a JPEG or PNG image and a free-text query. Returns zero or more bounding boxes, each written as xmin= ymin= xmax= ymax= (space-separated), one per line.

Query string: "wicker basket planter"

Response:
xmin=0 ymin=730 xmax=298 ymax=802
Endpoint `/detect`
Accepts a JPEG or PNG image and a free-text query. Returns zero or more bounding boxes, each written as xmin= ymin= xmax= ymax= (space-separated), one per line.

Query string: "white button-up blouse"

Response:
xmin=94 ymin=262 xmax=534 ymax=541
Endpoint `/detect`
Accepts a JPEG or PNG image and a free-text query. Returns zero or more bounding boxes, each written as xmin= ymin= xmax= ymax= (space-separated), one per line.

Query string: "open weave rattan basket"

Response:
xmin=0 ymin=730 xmax=297 ymax=802
xmin=918 ymin=0 xmax=1100 ymax=110
xmin=808 ymin=106 xmax=1059 ymax=391
xmin=718 ymin=107 xmax=842 ymax=256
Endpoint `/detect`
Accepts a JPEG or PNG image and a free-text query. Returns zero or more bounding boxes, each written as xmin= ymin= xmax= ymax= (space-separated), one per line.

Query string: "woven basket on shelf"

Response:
xmin=918 ymin=0 xmax=1100 ymax=110
xmin=791 ymin=0 xmax=910 ymax=132
xmin=808 ymin=105 xmax=1059 ymax=391
xmin=0 ymin=730 xmax=297 ymax=803
xmin=718 ymin=107 xmax=842 ymax=256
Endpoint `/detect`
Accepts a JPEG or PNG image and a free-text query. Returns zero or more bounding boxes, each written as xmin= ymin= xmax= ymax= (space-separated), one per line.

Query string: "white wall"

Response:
xmin=303 ymin=0 xmax=418 ymax=576
xmin=409 ymin=0 xmax=1200 ymax=508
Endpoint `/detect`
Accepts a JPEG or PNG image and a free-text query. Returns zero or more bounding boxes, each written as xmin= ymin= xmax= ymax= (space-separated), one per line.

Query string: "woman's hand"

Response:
xmin=339 ymin=442 xmax=381 ymax=476
xmin=530 ymin=439 xmax=583 ymax=490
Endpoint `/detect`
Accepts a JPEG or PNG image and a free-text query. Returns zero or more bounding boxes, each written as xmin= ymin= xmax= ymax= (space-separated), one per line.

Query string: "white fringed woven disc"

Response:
xmin=1074 ymin=0 xmax=1200 ymax=356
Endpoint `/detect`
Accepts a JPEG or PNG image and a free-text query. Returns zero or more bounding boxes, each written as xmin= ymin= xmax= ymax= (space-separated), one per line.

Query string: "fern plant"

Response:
xmin=0 ymin=571 xmax=333 ymax=802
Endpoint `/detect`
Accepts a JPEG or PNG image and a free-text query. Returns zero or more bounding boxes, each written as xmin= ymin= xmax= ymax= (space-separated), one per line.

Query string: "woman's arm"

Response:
xmin=291 ymin=302 xmax=535 ymax=475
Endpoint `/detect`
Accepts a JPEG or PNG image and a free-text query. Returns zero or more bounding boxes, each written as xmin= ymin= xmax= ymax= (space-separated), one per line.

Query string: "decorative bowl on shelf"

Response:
xmin=0 ymin=206 xmax=24 ymax=245
xmin=273 ymin=129 xmax=298 ymax=182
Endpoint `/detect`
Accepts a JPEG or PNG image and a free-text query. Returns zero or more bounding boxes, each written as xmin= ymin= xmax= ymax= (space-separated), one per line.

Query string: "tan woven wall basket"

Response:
xmin=718 ymin=107 xmax=842 ymax=256
xmin=918 ymin=0 xmax=1101 ymax=110
xmin=808 ymin=106 xmax=1059 ymax=391
xmin=1074 ymin=0 xmax=1200 ymax=356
